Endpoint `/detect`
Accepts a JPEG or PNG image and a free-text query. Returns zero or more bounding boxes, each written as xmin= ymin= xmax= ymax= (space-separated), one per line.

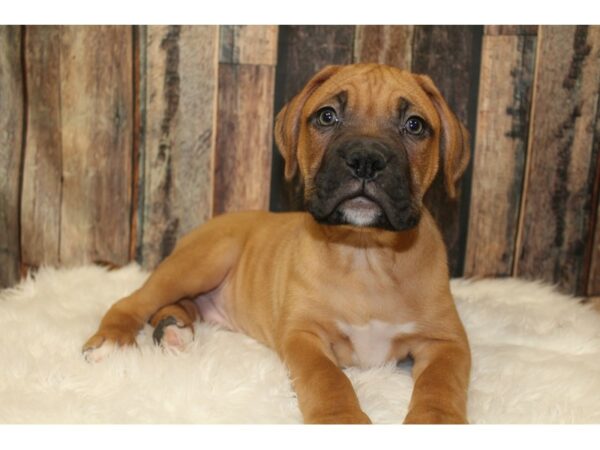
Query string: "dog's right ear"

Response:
xmin=274 ymin=65 xmax=342 ymax=181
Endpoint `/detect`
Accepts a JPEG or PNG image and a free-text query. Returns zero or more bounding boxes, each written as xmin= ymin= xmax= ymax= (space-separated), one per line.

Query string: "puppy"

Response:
xmin=84 ymin=63 xmax=471 ymax=424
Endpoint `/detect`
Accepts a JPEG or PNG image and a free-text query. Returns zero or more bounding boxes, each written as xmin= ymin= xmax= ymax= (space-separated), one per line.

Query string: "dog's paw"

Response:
xmin=306 ymin=410 xmax=372 ymax=424
xmin=404 ymin=407 xmax=468 ymax=424
xmin=82 ymin=328 xmax=138 ymax=363
xmin=82 ymin=339 xmax=117 ymax=363
xmin=152 ymin=316 xmax=194 ymax=352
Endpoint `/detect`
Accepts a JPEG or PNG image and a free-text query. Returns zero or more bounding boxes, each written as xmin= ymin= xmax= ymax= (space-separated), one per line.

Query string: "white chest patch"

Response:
xmin=336 ymin=320 xmax=417 ymax=368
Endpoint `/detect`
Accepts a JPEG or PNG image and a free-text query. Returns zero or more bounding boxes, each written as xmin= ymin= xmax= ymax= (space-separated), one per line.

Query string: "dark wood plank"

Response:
xmin=137 ymin=25 xmax=219 ymax=268
xmin=485 ymin=26 xmax=538 ymax=36
xmin=515 ymin=25 xmax=600 ymax=294
xmin=353 ymin=25 xmax=414 ymax=69
xmin=464 ymin=34 xmax=536 ymax=277
xmin=411 ymin=25 xmax=483 ymax=277
xmin=270 ymin=25 xmax=355 ymax=212
xmin=20 ymin=26 xmax=62 ymax=270
xmin=219 ymin=25 xmax=278 ymax=66
xmin=213 ymin=63 xmax=275 ymax=215
xmin=58 ymin=26 xmax=133 ymax=265
xmin=0 ymin=26 xmax=23 ymax=288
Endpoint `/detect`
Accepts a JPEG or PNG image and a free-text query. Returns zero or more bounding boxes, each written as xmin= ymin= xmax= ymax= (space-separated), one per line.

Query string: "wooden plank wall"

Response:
xmin=1 ymin=25 xmax=599 ymax=298
xmin=0 ymin=26 xmax=23 ymax=288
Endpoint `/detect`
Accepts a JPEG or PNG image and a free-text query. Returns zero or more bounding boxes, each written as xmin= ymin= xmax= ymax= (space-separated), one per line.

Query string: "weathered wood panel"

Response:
xmin=485 ymin=26 xmax=538 ymax=36
xmin=270 ymin=25 xmax=355 ymax=212
xmin=589 ymin=193 xmax=600 ymax=295
xmin=586 ymin=83 xmax=600 ymax=295
xmin=58 ymin=26 xmax=133 ymax=265
xmin=515 ymin=26 xmax=600 ymax=294
xmin=137 ymin=25 xmax=219 ymax=268
xmin=20 ymin=26 xmax=63 ymax=269
xmin=213 ymin=63 xmax=276 ymax=214
xmin=354 ymin=25 xmax=413 ymax=69
xmin=411 ymin=25 xmax=483 ymax=276
xmin=219 ymin=25 xmax=278 ymax=66
xmin=0 ymin=26 xmax=23 ymax=288
xmin=464 ymin=33 xmax=537 ymax=277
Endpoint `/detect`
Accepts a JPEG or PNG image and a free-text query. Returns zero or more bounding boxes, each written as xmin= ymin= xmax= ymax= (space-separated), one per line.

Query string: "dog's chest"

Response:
xmin=334 ymin=320 xmax=416 ymax=368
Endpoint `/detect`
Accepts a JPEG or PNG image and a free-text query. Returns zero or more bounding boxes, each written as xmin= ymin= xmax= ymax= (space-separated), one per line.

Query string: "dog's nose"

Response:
xmin=343 ymin=148 xmax=387 ymax=180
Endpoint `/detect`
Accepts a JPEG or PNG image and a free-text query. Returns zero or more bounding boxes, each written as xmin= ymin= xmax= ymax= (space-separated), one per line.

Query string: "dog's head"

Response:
xmin=274 ymin=64 xmax=470 ymax=232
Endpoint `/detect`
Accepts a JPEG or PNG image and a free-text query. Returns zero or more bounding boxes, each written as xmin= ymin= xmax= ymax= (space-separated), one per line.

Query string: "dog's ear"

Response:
xmin=274 ymin=65 xmax=343 ymax=181
xmin=414 ymin=74 xmax=470 ymax=199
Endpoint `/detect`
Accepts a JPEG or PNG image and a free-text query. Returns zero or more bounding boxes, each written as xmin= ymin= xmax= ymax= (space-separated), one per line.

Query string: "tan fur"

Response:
xmin=83 ymin=64 xmax=471 ymax=424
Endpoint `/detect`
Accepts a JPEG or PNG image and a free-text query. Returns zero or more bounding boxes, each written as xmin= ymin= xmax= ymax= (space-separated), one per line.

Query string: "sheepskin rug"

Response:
xmin=0 ymin=263 xmax=599 ymax=424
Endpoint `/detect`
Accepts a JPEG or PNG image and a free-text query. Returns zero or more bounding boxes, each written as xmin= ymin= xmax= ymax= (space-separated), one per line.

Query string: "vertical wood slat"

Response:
xmin=219 ymin=25 xmax=278 ymax=66
xmin=464 ymin=30 xmax=537 ymax=277
xmin=589 ymin=188 xmax=600 ymax=294
xmin=0 ymin=26 xmax=23 ymax=288
xmin=411 ymin=26 xmax=483 ymax=276
xmin=485 ymin=26 xmax=539 ymax=36
xmin=270 ymin=25 xmax=356 ymax=212
xmin=213 ymin=26 xmax=278 ymax=215
xmin=20 ymin=26 xmax=62 ymax=269
xmin=353 ymin=25 xmax=414 ymax=70
xmin=137 ymin=25 xmax=219 ymax=268
xmin=515 ymin=26 xmax=600 ymax=294
xmin=58 ymin=26 xmax=133 ymax=265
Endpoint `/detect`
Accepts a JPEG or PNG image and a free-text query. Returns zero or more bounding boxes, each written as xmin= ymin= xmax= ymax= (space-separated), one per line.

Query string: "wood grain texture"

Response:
xmin=353 ymin=25 xmax=414 ymax=69
xmin=213 ymin=63 xmax=275 ymax=215
xmin=515 ymin=26 xmax=600 ymax=294
xmin=137 ymin=25 xmax=219 ymax=268
xmin=20 ymin=26 xmax=63 ymax=269
xmin=464 ymin=34 xmax=536 ymax=277
xmin=485 ymin=26 xmax=538 ymax=36
xmin=411 ymin=26 xmax=483 ymax=276
xmin=219 ymin=25 xmax=278 ymax=66
xmin=270 ymin=25 xmax=355 ymax=212
xmin=0 ymin=26 xmax=23 ymax=288
xmin=58 ymin=26 xmax=133 ymax=265
xmin=589 ymin=194 xmax=600 ymax=294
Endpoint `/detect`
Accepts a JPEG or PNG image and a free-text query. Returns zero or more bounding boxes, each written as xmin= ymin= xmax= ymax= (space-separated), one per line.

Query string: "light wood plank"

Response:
xmin=219 ymin=25 xmax=278 ymax=66
xmin=589 ymin=195 xmax=600 ymax=295
xmin=138 ymin=25 xmax=219 ymax=268
xmin=465 ymin=34 xmax=536 ymax=277
xmin=58 ymin=26 xmax=133 ymax=265
xmin=515 ymin=26 xmax=600 ymax=294
xmin=20 ymin=26 xmax=62 ymax=269
xmin=353 ymin=25 xmax=414 ymax=69
xmin=213 ymin=63 xmax=275 ymax=214
xmin=0 ymin=26 xmax=23 ymax=288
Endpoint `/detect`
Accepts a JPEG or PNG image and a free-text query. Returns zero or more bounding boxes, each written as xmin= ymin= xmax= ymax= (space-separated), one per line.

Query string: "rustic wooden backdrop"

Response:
xmin=1 ymin=25 xmax=599 ymax=297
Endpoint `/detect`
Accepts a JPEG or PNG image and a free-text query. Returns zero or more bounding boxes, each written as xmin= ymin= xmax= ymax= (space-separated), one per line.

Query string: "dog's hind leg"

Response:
xmin=150 ymin=299 xmax=198 ymax=351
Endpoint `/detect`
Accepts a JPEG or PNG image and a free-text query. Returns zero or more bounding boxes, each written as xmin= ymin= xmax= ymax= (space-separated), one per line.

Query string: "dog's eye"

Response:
xmin=316 ymin=107 xmax=339 ymax=127
xmin=404 ymin=116 xmax=425 ymax=135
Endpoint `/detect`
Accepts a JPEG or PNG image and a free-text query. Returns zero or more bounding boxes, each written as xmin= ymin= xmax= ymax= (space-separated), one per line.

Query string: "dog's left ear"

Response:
xmin=274 ymin=65 xmax=343 ymax=181
xmin=414 ymin=74 xmax=470 ymax=199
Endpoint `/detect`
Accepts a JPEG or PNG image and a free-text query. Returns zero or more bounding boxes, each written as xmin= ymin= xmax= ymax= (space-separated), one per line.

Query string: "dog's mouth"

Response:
xmin=307 ymin=182 xmax=420 ymax=232
xmin=336 ymin=195 xmax=384 ymax=227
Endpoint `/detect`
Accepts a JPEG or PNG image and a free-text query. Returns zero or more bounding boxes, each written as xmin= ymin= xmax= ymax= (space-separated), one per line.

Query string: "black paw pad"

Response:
xmin=152 ymin=316 xmax=179 ymax=345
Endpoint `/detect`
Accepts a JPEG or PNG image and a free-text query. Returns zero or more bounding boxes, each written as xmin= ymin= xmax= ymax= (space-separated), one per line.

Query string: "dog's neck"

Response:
xmin=303 ymin=212 xmax=421 ymax=252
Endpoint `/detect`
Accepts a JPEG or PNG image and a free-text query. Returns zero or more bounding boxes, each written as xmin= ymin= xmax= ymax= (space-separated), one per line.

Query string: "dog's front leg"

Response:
xmin=83 ymin=229 xmax=241 ymax=361
xmin=281 ymin=331 xmax=371 ymax=424
xmin=404 ymin=338 xmax=471 ymax=424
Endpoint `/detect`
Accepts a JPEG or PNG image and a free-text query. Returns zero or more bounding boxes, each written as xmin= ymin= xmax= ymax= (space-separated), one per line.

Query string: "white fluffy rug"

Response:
xmin=1 ymin=263 xmax=599 ymax=424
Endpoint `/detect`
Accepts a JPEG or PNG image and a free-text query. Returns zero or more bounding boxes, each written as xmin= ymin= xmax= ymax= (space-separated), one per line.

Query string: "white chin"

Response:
xmin=339 ymin=196 xmax=382 ymax=227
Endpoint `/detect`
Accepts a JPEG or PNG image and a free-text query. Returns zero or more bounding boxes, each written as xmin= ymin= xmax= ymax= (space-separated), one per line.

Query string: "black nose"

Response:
xmin=342 ymin=147 xmax=387 ymax=180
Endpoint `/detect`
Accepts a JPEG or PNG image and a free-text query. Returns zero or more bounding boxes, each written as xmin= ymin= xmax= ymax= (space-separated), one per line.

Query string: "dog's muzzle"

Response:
xmin=306 ymin=137 xmax=421 ymax=231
